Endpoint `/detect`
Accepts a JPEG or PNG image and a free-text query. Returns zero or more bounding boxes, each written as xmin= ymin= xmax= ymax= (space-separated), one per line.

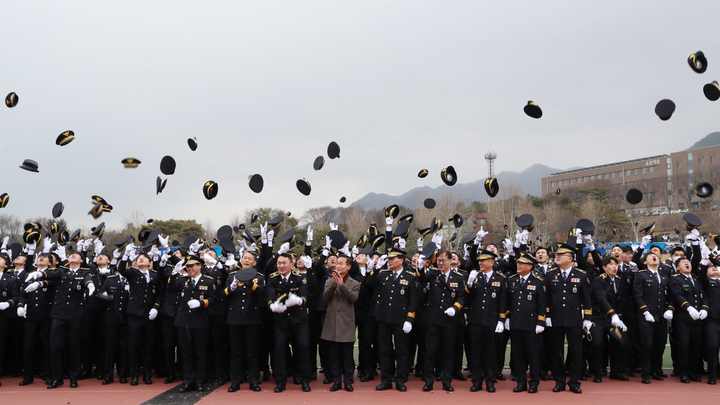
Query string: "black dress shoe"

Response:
xmin=143 ymin=377 xmax=152 ymax=385
xmin=593 ymin=376 xmax=602 ymax=383
xmin=486 ymin=384 xmax=496 ymax=393
xmin=119 ymin=377 xmax=128 ymax=384
xmin=164 ymin=376 xmax=176 ymax=384
xmin=423 ymin=383 xmax=433 ymax=391
xmin=570 ymin=386 xmax=582 ymax=393
xmin=660 ymin=371 xmax=668 ymax=377
xmin=302 ymin=381 xmax=311 ymax=392
xmin=496 ymin=372 xmax=506 ymax=380
xmin=651 ymin=373 xmax=664 ymax=381
xmin=513 ymin=385 xmax=526 ymax=392
xmin=131 ymin=377 xmax=139 ymax=386
xmin=552 ymin=385 xmax=565 ymax=392
xmin=102 ymin=378 xmax=114 ymax=385
xmin=690 ymin=376 xmax=702 ymax=382
xmin=360 ymin=375 xmax=374 ymax=382
xmin=76 ymin=371 xmax=91 ymax=380
xmin=625 ymin=371 xmax=636 ymax=377
xmin=274 ymin=383 xmax=285 ymax=393
xmin=708 ymin=378 xmax=716 ymax=385
xmin=396 ymin=382 xmax=407 ymax=392
xmin=680 ymin=376 xmax=690 ymax=383
xmin=539 ymin=373 xmax=549 ymax=381
xmin=671 ymin=370 xmax=678 ymax=377
xmin=641 ymin=377 xmax=650 ymax=384
xmin=228 ymin=383 xmax=240 ymax=392
xmin=453 ymin=372 xmax=467 ymax=381
xmin=19 ymin=379 xmax=33 ymax=386
xmin=294 ymin=376 xmax=303 ymax=385
xmin=311 ymin=371 xmax=318 ymax=380
xmin=323 ymin=376 xmax=332 ymax=384
xmin=415 ymin=370 xmax=423 ymax=378
xmin=178 ymin=383 xmax=196 ymax=392
xmin=376 ymin=382 xmax=393 ymax=391
xmin=70 ymin=381 xmax=78 ymax=388
xmin=345 ymin=383 xmax=354 ymax=392
xmin=198 ymin=383 xmax=210 ymax=392
xmin=250 ymin=383 xmax=261 ymax=391
xmin=47 ymin=380 xmax=62 ymax=389
xmin=470 ymin=382 xmax=482 ymax=392
xmin=330 ymin=382 xmax=341 ymax=391
xmin=442 ymin=383 xmax=454 ymax=392
xmin=528 ymin=385 xmax=538 ymax=393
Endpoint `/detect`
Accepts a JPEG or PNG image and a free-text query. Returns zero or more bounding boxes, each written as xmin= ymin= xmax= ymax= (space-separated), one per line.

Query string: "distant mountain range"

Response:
xmin=350 ymin=163 xmax=560 ymax=210
xmin=689 ymin=131 xmax=720 ymax=150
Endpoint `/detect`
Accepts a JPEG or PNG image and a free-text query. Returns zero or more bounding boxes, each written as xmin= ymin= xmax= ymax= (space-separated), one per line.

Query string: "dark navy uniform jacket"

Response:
xmin=366 ymin=267 xmax=418 ymax=326
xmin=418 ymin=268 xmax=466 ymax=327
xmin=225 ymin=270 xmax=266 ymax=326
xmin=39 ymin=266 xmax=94 ymax=321
xmin=170 ymin=273 xmax=216 ymax=329
xmin=506 ymin=272 xmax=546 ymax=331
xmin=466 ymin=270 xmax=507 ymax=326
xmin=266 ymin=270 xmax=309 ymax=327
xmin=544 ymin=267 xmax=593 ymax=327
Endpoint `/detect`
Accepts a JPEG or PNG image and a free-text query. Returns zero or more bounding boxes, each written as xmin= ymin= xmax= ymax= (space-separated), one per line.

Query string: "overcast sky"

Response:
xmin=1 ymin=1 xmax=720 ymax=231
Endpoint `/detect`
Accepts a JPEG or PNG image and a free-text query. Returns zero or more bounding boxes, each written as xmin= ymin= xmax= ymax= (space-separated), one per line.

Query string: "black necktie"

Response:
xmin=520 ymin=277 xmax=525 ymax=287
xmin=613 ymin=278 xmax=617 ymax=294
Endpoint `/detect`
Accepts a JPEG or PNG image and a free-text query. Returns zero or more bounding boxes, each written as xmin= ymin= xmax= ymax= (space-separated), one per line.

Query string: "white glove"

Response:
xmin=148 ymin=308 xmax=158 ymax=320
xmin=225 ymin=258 xmax=238 ymax=269
xmin=643 ymin=311 xmax=655 ymax=323
xmin=270 ymin=301 xmax=287 ymax=313
xmin=124 ymin=243 xmax=135 ymax=257
xmin=640 ymin=235 xmax=652 ymax=249
xmin=83 ymin=239 xmax=94 ymax=250
xmin=93 ymin=239 xmax=104 ymax=255
xmin=24 ymin=271 xmax=40 ymax=283
xmin=260 ymin=222 xmax=268 ymax=240
xmin=375 ymin=255 xmax=388 ymax=269
xmin=154 ymin=234 xmax=167 ymax=248
xmin=351 ymin=245 xmax=359 ymax=256
xmin=0 ymin=302 xmax=9 ymax=310
xmin=187 ymin=299 xmax=201 ymax=309
xmin=463 ymin=244 xmax=470 ymax=259
xmin=339 ymin=241 xmax=350 ymax=255
xmin=366 ymin=257 xmax=376 ymax=271
xmin=575 ymin=229 xmax=583 ymax=245
xmin=444 ymin=307 xmax=456 ymax=317
xmin=417 ymin=237 xmax=424 ymax=249
xmin=398 ymin=238 xmax=406 ymax=249
xmin=467 ymin=270 xmax=478 ymax=286
xmin=277 ymin=242 xmax=290 ymax=254
xmin=172 ymin=259 xmax=186 ymax=275
xmin=417 ymin=256 xmax=426 ymax=270
xmin=521 ymin=230 xmax=530 ymax=244
xmin=502 ymin=238 xmax=513 ymax=253
xmin=189 ymin=238 xmax=202 ymax=254
xmin=385 ymin=216 xmax=394 ymax=231
xmin=583 ymin=320 xmax=593 ymax=332
xmin=203 ymin=253 xmax=217 ymax=265
xmin=663 ymin=310 xmax=673 ymax=320
xmin=514 ymin=230 xmax=523 ymax=248
xmin=505 ymin=318 xmax=511 ymax=331
xmin=306 ymin=226 xmax=313 ymax=242
xmin=402 ymin=321 xmax=412 ymax=334
xmin=230 ymin=278 xmax=239 ymax=291
xmin=25 ymin=281 xmax=41 ymax=293
xmin=583 ymin=233 xmax=594 ymax=245
xmin=699 ymin=309 xmax=708 ymax=320
xmin=149 ymin=245 xmax=161 ymax=260
xmin=535 ymin=325 xmax=545 ymax=334
xmin=617 ymin=321 xmax=628 ymax=332
xmin=247 ymin=242 xmax=257 ymax=252
xmin=687 ymin=306 xmax=700 ymax=320
xmin=17 ymin=306 xmax=26 ymax=318
xmin=611 ymin=314 xmax=622 ymax=328
xmin=546 ymin=317 xmax=552 ymax=327
xmin=26 ymin=241 xmax=37 ymax=254
xmin=87 ymin=283 xmax=95 ymax=296
xmin=495 ymin=320 xmax=504 ymax=333
xmin=286 ymin=293 xmax=303 ymax=307
xmin=1 ymin=236 xmax=8 ymax=249
xmin=325 ymin=235 xmax=332 ymax=250
xmin=76 ymin=239 xmax=85 ymax=251
xmin=475 ymin=227 xmax=489 ymax=244
xmin=329 ymin=222 xmax=338 ymax=231
xmin=55 ymin=246 xmax=67 ymax=262
xmin=266 ymin=230 xmax=274 ymax=247
xmin=300 ymin=255 xmax=312 ymax=269
xmin=113 ymin=249 xmax=121 ymax=259
xmin=42 ymin=236 xmax=54 ymax=253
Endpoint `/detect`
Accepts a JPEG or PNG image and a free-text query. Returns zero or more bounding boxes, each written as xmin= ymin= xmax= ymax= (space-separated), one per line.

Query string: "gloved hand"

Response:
xmin=83 ymin=239 xmax=94 ymax=251
xmin=521 ymin=230 xmax=530 ymax=244
xmin=24 ymin=271 xmax=40 ymax=283
xmin=187 ymin=299 xmax=201 ymax=309
xmin=699 ymin=309 xmax=708 ymax=320
xmin=663 ymin=310 xmax=673 ymax=320
xmin=203 ymin=253 xmax=217 ymax=266
xmin=444 ymin=307 xmax=456 ymax=317
xmin=467 ymin=270 xmax=478 ymax=286
xmin=25 ymin=281 xmax=41 ymax=293
xmin=376 ymin=255 xmax=388 ymax=269
xmin=686 ymin=229 xmax=700 ymax=242
xmin=505 ymin=318 xmax=511 ymax=331
xmin=402 ymin=321 xmax=412 ymax=334
xmin=535 ymin=325 xmax=545 ymax=334
xmin=417 ymin=237 xmax=424 ymax=249
xmin=502 ymin=238 xmax=513 ymax=253
xmin=266 ymin=230 xmax=274 ymax=247
xmin=575 ymin=229 xmax=583 ymax=245
xmin=270 ymin=301 xmax=287 ymax=313
xmin=385 ymin=216 xmax=394 ymax=231
xmin=687 ymin=306 xmax=700 ymax=320
xmin=398 ymin=238 xmax=406 ymax=249
xmin=149 ymin=308 xmax=158 ymax=320
xmin=189 ymin=238 xmax=202 ymax=254
xmin=225 ymin=258 xmax=238 ymax=269
xmin=248 ymin=242 xmax=257 ymax=252
xmin=584 ymin=233 xmax=594 ymax=245
xmin=417 ymin=255 xmax=426 ymax=270
xmin=76 ymin=239 xmax=85 ymax=251
xmin=149 ymin=245 xmax=161 ymax=260
xmin=1 ymin=236 xmax=8 ymax=249
xmin=611 ymin=314 xmax=622 ymax=328
xmin=172 ymin=260 xmax=186 ymax=275
xmin=230 ymin=278 xmax=239 ymax=291
xmin=87 ymin=283 xmax=96 ymax=296
xmin=260 ymin=222 xmax=268 ymax=240
xmin=366 ymin=257 xmax=376 ymax=271
xmin=286 ymin=293 xmax=303 ymax=307
xmin=495 ymin=320 xmax=504 ymax=333
xmin=463 ymin=244 xmax=470 ymax=259
xmin=351 ymin=245 xmax=359 ymax=256
xmin=42 ymin=236 xmax=54 ymax=253
xmin=640 ymin=235 xmax=652 ymax=249
xmin=431 ymin=234 xmax=443 ymax=247
xmin=339 ymin=241 xmax=351 ymax=256
xmin=306 ymin=226 xmax=313 ymax=242
xmin=275 ymin=242 xmax=289 ymax=255
xmin=113 ymin=249 xmax=121 ymax=259
xmin=329 ymin=222 xmax=338 ymax=231
xmin=26 ymin=241 xmax=37 ymax=254
xmin=325 ymin=235 xmax=332 ymax=250
xmin=17 ymin=306 xmax=26 ymax=318
xmin=300 ymin=255 xmax=312 ymax=269
xmin=643 ymin=311 xmax=655 ymax=323
xmin=54 ymin=246 xmax=67 ymax=262
xmin=546 ymin=317 xmax=552 ymax=327
xmin=93 ymin=239 xmax=104 ymax=255
xmin=476 ymin=227 xmax=489 ymax=244
xmin=0 ymin=302 xmax=9 ymax=310
xmin=583 ymin=320 xmax=593 ymax=332
xmin=125 ymin=284 xmax=130 ymax=292
xmin=158 ymin=235 xmax=169 ymax=248
xmin=514 ymin=230 xmax=523 ymax=248
xmin=617 ymin=320 xmax=628 ymax=332
xmin=124 ymin=243 xmax=135 ymax=258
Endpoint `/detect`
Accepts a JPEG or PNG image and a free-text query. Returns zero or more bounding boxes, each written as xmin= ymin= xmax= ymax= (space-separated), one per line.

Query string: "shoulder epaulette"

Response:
xmin=638 ymin=269 xmax=647 ymax=272
xmin=599 ymin=273 xmax=607 ymax=279
xmin=547 ymin=268 xmax=558 ymax=273
xmin=452 ymin=270 xmax=463 ymax=276
xmin=497 ymin=272 xmax=507 ymax=279
xmin=203 ymin=275 xmax=213 ymax=280
xmin=671 ymin=273 xmax=681 ymax=277
xmin=107 ymin=274 xmax=118 ymax=278
xmin=380 ymin=269 xmax=391 ymax=273
xmin=508 ymin=273 xmax=519 ymax=279
xmin=292 ymin=269 xmax=301 ymax=276
xmin=228 ymin=270 xmax=238 ymax=275
xmin=150 ymin=269 xmax=157 ymax=273
xmin=533 ymin=273 xmax=544 ymax=281
xmin=270 ymin=271 xmax=280 ymax=278
xmin=575 ymin=268 xmax=586 ymax=274
xmin=406 ymin=270 xmax=418 ymax=277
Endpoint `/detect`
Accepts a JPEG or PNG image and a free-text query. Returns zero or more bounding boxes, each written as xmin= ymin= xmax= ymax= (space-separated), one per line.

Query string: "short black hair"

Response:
xmin=670 ymin=247 xmax=685 ymax=256
xmin=277 ymin=253 xmax=293 ymax=262
xmin=602 ymin=256 xmax=618 ymax=267
xmin=621 ymin=246 xmax=633 ymax=254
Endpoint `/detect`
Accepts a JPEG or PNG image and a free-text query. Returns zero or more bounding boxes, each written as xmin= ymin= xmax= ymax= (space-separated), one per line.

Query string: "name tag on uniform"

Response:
xmin=75 ymin=277 xmax=84 ymax=280
xmin=571 ymin=278 xmax=580 ymax=283
xmin=526 ymin=285 xmax=536 ymax=291
xmin=449 ymin=282 xmax=458 ymax=288
xmin=199 ymin=285 xmax=208 ymax=290
xmin=399 ymin=279 xmax=408 ymax=285
xmin=492 ymin=281 xmax=501 ymax=287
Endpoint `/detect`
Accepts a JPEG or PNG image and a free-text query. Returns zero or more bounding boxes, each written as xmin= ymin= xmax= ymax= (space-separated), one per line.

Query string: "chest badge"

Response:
xmin=528 ymin=293 xmax=533 ymax=301
xmin=572 ymin=286 xmax=577 ymax=294
xmin=77 ymin=285 xmax=82 ymax=290
xmin=451 ymin=291 xmax=456 ymax=298
xmin=492 ymin=292 xmax=496 ymax=298
xmin=400 ymin=289 xmax=405 ymax=295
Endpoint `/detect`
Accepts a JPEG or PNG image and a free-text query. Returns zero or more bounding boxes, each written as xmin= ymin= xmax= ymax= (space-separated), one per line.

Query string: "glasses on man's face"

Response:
xmin=436 ymin=259 xmax=448 ymax=264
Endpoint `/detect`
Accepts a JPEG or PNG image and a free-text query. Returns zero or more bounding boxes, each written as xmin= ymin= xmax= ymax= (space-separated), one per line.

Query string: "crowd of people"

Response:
xmin=0 ymin=212 xmax=719 ymax=395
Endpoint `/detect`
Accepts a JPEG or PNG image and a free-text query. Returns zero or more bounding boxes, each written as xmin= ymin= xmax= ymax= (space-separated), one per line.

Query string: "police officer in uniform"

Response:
xmin=701 ymin=263 xmax=720 ymax=384
xmin=0 ymin=252 xmax=20 ymax=387
xmin=669 ymin=256 xmax=706 ymax=383
xmin=99 ymin=266 xmax=130 ymax=384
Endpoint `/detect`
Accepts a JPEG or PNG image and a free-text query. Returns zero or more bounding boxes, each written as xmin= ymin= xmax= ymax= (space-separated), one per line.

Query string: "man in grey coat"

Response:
xmin=321 ymin=254 xmax=360 ymax=392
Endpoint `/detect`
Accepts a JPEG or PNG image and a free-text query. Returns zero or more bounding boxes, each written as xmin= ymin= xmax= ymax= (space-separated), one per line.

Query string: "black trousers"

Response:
xmin=0 ymin=321 xmax=9 ymax=378
xmin=549 ymin=326 xmax=583 ymax=389
xmin=81 ymin=308 xmax=105 ymax=376
xmin=539 ymin=329 xmax=552 ymax=375
xmin=377 ymin=321 xmax=408 ymax=384
xmin=273 ymin=321 xmax=310 ymax=384
xmin=410 ymin=317 xmax=427 ymax=373
xmin=6 ymin=317 xmax=23 ymax=375
xmin=208 ymin=314 xmax=228 ymax=379
xmin=23 ymin=318 xmax=51 ymax=381
xmin=329 ymin=341 xmax=354 ymax=384
xmin=359 ymin=315 xmax=377 ymax=376
xmin=229 ymin=324 xmax=260 ymax=385
xmin=160 ymin=314 xmax=179 ymax=378
xmin=50 ymin=318 xmax=83 ymax=382
xmin=468 ymin=323 xmax=497 ymax=384
xmin=128 ymin=315 xmax=155 ymax=378
xmin=104 ymin=323 xmax=128 ymax=379
xmin=511 ymin=329 xmax=540 ymax=388
xmin=624 ymin=313 xmax=641 ymax=371
xmin=309 ymin=310 xmax=329 ymax=376
xmin=496 ymin=329 xmax=510 ymax=374
xmin=590 ymin=323 xmax=626 ymax=377
xmin=705 ymin=318 xmax=720 ymax=381
xmin=177 ymin=327 xmax=208 ymax=385
xmin=638 ymin=317 xmax=667 ymax=378
xmin=453 ymin=318 xmax=466 ymax=374
xmin=674 ymin=319 xmax=703 ymax=378
xmin=424 ymin=323 xmax=455 ymax=385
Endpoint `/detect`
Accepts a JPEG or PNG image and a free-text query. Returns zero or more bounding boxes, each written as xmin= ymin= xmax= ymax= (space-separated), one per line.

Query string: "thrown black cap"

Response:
xmin=655 ymin=99 xmax=675 ymax=121
xmin=251 ymin=214 xmax=259 ymax=224
xmin=156 ymin=177 xmax=167 ymax=194
xmin=369 ymin=234 xmax=385 ymax=249
xmin=688 ymin=51 xmax=708 ymax=73
xmin=24 ymin=222 xmax=41 ymax=232
xmin=418 ymin=227 xmax=432 ymax=237
xmin=424 ymin=198 xmax=436 ymax=209
xmin=219 ymin=236 xmax=236 ymax=256
xmin=684 ymin=213 xmax=702 ymax=230
xmin=340 ymin=196 xmax=346 ymax=203
xmin=101 ymin=204 xmax=113 ymax=213
xmin=0 ymin=193 xmax=8 ymax=208
xmin=281 ymin=229 xmax=297 ymax=244
xmin=114 ymin=235 xmax=134 ymax=249
xmin=430 ymin=217 xmax=444 ymax=234
xmin=626 ymin=188 xmax=643 ymax=205
xmin=248 ymin=174 xmax=263 ymax=193
xmin=268 ymin=215 xmax=284 ymax=230
xmin=516 ymin=214 xmax=534 ymax=231
xmin=704 ymin=81 xmax=720 ymax=101
xmin=576 ymin=218 xmax=595 ymax=235
xmin=449 ymin=232 xmax=457 ymax=243
xmin=296 ymin=178 xmax=311 ymax=196
xmin=23 ymin=228 xmax=40 ymax=244
xmin=523 ymin=101 xmax=542 ymax=119
xmin=421 ymin=242 xmax=437 ymax=264
xmin=484 ymin=178 xmax=499 ymax=198
xmin=58 ymin=230 xmax=70 ymax=246
xmin=235 ymin=268 xmax=258 ymax=282
xmin=394 ymin=220 xmax=410 ymax=238
xmin=70 ymin=229 xmax=83 ymax=243
xmin=121 ymin=157 xmax=141 ymax=168
xmin=144 ymin=229 xmax=163 ymax=248
xmin=52 ymin=202 xmax=64 ymax=218
xmin=92 ymin=195 xmax=107 ymax=205
xmin=19 ymin=159 xmax=39 ymax=173
xmin=172 ymin=240 xmax=179 ymax=247
xmin=5 ymin=92 xmax=18 ymax=108
xmin=385 ymin=204 xmax=399 ymax=218
xmin=398 ymin=214 xmax=414 ymax=224
xmin=461 ymin=234 xmax=475 ymax=246
xmin=217 ymin=225 xmax=233 ymax=240
xmin=313 ymin=156 xmax=325 ymax=171
xmin=49 ymin=221 xmax=58 ymax=235
xmin=640 ymin=221 xmax=656 ymax=236
xmin=187 ymin=137 xmax=198 ymax=151
xmin=450 ymin=214 xmax=463 ymax=228
xmin=237 ymin=229 xmax=255 ymax=245
xmin=89 ymin=202 xmax=104 ymax=219
xmin=327 ymin=230 xmax=347 ymax=249
xmin=137 ymin=228 xmax=151 ymax=242
xmin=356 ymin=233 xmax=369 ymax=249
xmin=327 ymin=141 xmax=341 ymax=159
xmin=182 ymin=235 xmax=198 ymax=249
xmin=55 ymin=130 xmax=75 ymax=146
xmin=695 ymin=182 xmax=713 ymax=198
xmin=556 ymin=188 xmax=561 ymax=195
xmin=160 ymin=156 xmax=176 ymax=175
xmin=441 ymin=166 xmax=457 ymax=186
xmin=418 ymin=169 xmax=428 ymax=178
xmin=367 ymin=224 xmax=379 ymax=238
xmin=203 ymin=181 xmax=218 ymax=200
